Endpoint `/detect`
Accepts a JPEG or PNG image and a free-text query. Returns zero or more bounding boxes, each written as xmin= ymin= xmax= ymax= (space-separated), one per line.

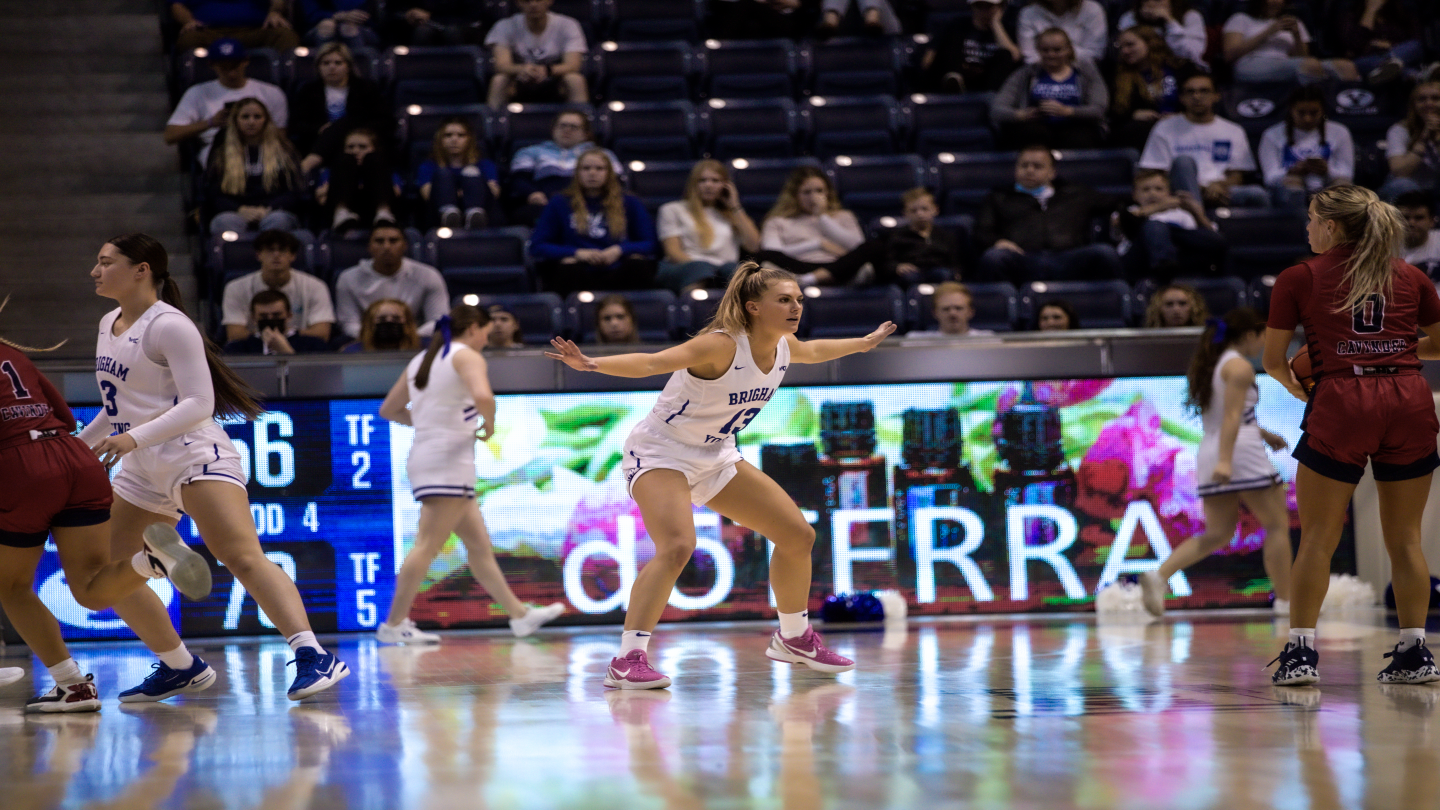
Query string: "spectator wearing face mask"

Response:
xmin=221 ymin=229 xmax=334 ymax=343
xmin=224 ymin=290 xmax=331 ymax=354
xmin=345 ymin=298 xmax=422 ymax=352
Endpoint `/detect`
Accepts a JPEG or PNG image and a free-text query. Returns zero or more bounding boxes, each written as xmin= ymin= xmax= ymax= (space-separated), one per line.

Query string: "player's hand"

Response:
xmin=1261 ymin=429 xmax=1289 ymax=452
xmin=1211 ymin=459 xmax=1232 ymax=484
xmin=93 ymin=433 xmax=138 ymax=468
xmin=1281 ymin=365 xmax=1310 ymax=403
xmin=475 ymin=423 xmax=493 ymax=441
xmin=545 ymin=338 xmax=599 ymax=371
xmin=860 ymin=321 xmax=897 ymax=351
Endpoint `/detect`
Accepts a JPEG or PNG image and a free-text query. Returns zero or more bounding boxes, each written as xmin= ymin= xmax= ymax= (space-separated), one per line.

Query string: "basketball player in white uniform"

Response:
xmin=375 ymin=304 xmax=564 ymax=643
xmin=82 ymin=234 xmax=348 ymax=701
xmin=547 ymin=261 xmax=896 ymax=689
xmin=1137 ymin=308 xmax=1293 ymax=617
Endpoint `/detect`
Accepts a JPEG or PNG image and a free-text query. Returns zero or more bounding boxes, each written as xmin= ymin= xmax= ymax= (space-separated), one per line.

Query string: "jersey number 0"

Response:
xmin=1352 ymin=294 xmax=1386 ymax=334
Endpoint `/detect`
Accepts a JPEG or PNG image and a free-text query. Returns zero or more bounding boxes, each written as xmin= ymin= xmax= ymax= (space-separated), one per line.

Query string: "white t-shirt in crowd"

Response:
xmin=1222 ymin=12 xmax=1310 ymax=63
xmin=1139 ymin=115 xmax=1258 ymax=186
xmin=1386 ymin=121 xmax=1417 ymax=158
xmin=1403 ymin=230 xmax=1440 ymax=271
xmin=221 ymin=270 xmax=336 ymax=331
xmin=1257 ymin=120 xmax=1355 ymax=186
xmin=484 ymin=12 xmax=587 ymax=64
xmin=1117 ymin=9 xmax=1208 ymax=65
xmin=657 ymin=201 xmax=739 ymax=266
xmin=1016 ymin=0 xmax=1109 ymax=64
xmin=167 ymin=78 xmax=289 ymax=165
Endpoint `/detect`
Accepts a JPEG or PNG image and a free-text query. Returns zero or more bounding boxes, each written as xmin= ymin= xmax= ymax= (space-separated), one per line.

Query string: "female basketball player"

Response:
xmin=546 ymin=261 xmax=897 ymax=689
xmin=1262 ymin=185 xmax=1440 ymax=686
xmin=1136 ymin=307 xmax=1293 ymax=617
xmin=0 ymin=315 xmax=208 ymax=712
xmin=82 ymin=233 xmax=348 ymax=701
xmin=375 ymin=304 xmax=565 ymax=644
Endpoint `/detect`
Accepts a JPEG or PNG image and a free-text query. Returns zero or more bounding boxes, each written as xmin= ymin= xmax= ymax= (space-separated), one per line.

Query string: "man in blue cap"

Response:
xmin=164 ymin=36 xmax=289 ymax=166
xmin=171 ymin=0 xmax=299 ymax=51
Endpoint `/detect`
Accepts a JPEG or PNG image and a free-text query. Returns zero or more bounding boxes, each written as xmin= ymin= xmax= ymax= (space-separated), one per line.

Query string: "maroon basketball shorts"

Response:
xmin=1294 ymin=373 xmax=1440 ymax=484
xmin=0 ymin=434 xmax=112 ymax=548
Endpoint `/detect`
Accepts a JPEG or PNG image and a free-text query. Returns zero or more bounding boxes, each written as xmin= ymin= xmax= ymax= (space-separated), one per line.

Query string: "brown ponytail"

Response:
xmin=699 ymin=260 xmax=798 ymax=337
xmin=1310 ymin=185 xmax=1407 ymax=314
xmin=107 ymin=233 xmax=264 ymax=421
xmin=414 ymin=304 xmax=489 ymax=390
xmin=1185 ymin=307 xmax=1264 ymax=414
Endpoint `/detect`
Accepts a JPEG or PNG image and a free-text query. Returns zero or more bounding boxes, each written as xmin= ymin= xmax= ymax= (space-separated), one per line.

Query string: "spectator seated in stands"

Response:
xmin=1017 ymin=0 xmax=1108 ymax=65
xmin=1142 ymin=281 xmax=1207 ymax=327
xmin=708 ymin=0 xmax=811 ymax=41
xmin=594 ymin=295 xmax=642 ymax=344
xmin=508 ymin=110 xmax=622 ymax=227
xmin=335 ymin=225 xmax=450 ymax=339
xmin=1340 ymin=0 xmax=1428 ymax=85
xmin=974 ymin=146 xmax=1122 ymax=283
xmin=316 ymin=127 xmax=399 ymax=232
xmin=991 ymin=28 xmax=1108 ymax=150
xmin=203 ymin=98 xmax=304 ymax=235
xmin=1116 ymin=0 xmax=1206 ymax=66
xmin=918 ymin=0 xmax=1020 ymax=94
xmin=487 ymin=305 xmax=524 ymax=348
xmin=530 ymin=149 xmax=658 ymax=296
xmin=1222 ymin=0 xmax=1358 ymax=85
xmin=907 ymin=282 xmax=994 ymax=337
xmin=290 ymin=43 xmax=390 ymax=175
xmin=817 ymin=0 xmax=902 ymax=37
xmin=386 ymin=1 xmax=484 ymax=46
xmin=485 ymin=0 xmax=589 ymax=109
xmin=224 ymin=290 xmax=332 ymax=354
xmin=757 ymin=167 xmax=890 ymax=287
xmin=1397 ymin=191 xmax=1440 ymax=276
xmin=222 ymin=229 xmax=334 ymax=343
xmin=883 ymin=188 xmax=960 ymax=284
xmin=1114 ymin=168 xmax=1225 ymax=281
xmin=1381 ymin=81 xmax=1440 ymax=201
xmin=1109 ymin=26 xmax=1193 ymax=152
xmin=300 ymin=0 xmax=379 ymax=51
xmin=345 ymin=298 xmax=422 ymax=352
xmin=172 ymin=0 xmax=299 ymax=52
xmin=164 ymin=38 xmax=289 ymax=167
xmin=418 ymin=117 xmax=501 ymax=231
xmin=1258 ymin=86 xmax=1355 ymax=212
xmin=1035 ymin=299 xmax=1079 ymax=330
xmin=1138 ymin=71 xmax=1269 ymax=209
xmin=657 ymin=159 xmax=760 ymax=295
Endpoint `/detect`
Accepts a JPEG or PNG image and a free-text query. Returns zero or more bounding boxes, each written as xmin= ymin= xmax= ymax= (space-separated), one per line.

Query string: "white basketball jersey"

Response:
xmin=1202 ymin=348 xmax=1259 ymax=435
xmin=644 ymin=331 xmax=790 ymax=448
xmin=94 ymin=303 xmax=209 ymax=437
xmin=406 ymin=343 xmax=479 ymax=441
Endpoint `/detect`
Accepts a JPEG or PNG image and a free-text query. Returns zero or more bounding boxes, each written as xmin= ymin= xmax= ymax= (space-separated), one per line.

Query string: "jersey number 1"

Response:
xmin=0 ymin=361 xmax=31 ymax=400
xmin=1352 ymin=294 xmax=1386 ymax=334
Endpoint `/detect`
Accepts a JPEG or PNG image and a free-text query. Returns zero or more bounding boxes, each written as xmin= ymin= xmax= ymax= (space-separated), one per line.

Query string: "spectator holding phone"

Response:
xmin=1381 ymin=81 xmax=1440 ymax=201
xmin=656 ymin=159 xmax=760 ymax=294
xmin=1257 ymin=86 xmax=1355 ymax=211
xmin=991 ymin=27 xmax=1108 ymax=150
xmin=300 ymin=0 xmax=379 ymax=50
xmin=165 ymin=38 xmax=288 ymax=166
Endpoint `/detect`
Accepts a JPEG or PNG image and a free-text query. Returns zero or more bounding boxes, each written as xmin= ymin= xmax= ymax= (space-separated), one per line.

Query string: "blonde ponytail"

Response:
xmin=1312 ymin=185 xmax=1406 ymax=314
xmin=699 ymin=261 xmax=797 ymax=337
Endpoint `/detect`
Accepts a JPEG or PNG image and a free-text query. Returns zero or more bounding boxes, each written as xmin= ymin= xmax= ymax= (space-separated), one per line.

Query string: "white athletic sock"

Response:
xmin=1399 ymin=627 xmax=1426 ymax=652
xmin=48 ymin=658 xmax=84 ymax=686
xmin=778 ymin=610 xmax=810 ymax=639
xmin=157 ymin=645 xmax=195 ymax=671
xmin=130 ymin=550 xmax=159 ymax=579
xmin=619 ymin=630 xmax=651 ymax=655
xmin=1289 ymin=628 xmax=1316 ymax=649
xmin=287 ymin=630 xmax=325 ymax=654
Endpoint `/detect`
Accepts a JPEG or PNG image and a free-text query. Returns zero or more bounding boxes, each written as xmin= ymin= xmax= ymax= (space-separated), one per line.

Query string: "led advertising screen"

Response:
xmin=26 ymin=375 xmax=1314 ymax=641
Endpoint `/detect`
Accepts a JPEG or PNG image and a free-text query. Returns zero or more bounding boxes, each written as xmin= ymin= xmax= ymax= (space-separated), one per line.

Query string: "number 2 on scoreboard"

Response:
xmin=351 ymin=450 xmax=371 ymax=489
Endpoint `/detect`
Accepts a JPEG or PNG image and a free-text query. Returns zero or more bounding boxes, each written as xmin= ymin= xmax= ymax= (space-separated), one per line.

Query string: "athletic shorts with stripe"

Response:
xmin=111 ymin=423 xmax=247 ymax=517
xmin=622 ymin=420 xmax=743 ymax=506
xmin=0 ymin=435 xmax=113 ymax=548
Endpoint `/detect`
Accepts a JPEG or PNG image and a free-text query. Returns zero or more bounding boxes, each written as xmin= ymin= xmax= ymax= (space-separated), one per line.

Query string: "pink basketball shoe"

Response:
xmin=766 ymin=627 xmax=855 ymax=673
xmin=603 ymin=649 xmax=672 ymax=690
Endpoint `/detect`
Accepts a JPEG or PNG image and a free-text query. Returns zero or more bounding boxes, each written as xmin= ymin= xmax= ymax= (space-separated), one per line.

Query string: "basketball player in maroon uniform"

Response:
xmin=1262 ymin=185 xmax=1440 ymax=686
xmin=0 ymin=327 xmax=206 ymax=711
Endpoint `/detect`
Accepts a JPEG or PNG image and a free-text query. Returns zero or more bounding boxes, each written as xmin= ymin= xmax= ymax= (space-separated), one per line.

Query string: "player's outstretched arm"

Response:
xmin=378 ymin=370 xmax=412 ymax=426
xmin=785 ymin=321 xmax=896 ymax=365
xmin=545 ymin=332 xmax=736 ymax=379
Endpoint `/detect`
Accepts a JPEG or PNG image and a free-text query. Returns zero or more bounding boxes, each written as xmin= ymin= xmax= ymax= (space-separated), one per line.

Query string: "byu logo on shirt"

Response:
xmin=1211 ymin=140 xmax=1232 ymax=162
xmin=584 ymin=212 xmax=607 ymax=239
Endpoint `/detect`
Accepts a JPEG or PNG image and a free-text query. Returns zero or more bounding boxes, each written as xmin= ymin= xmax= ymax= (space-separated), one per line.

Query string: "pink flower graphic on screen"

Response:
xmin=992 ymin=379 xmax=1113 ymax=438
xmin=1075 ymin=399 xmax=1204 ymax=543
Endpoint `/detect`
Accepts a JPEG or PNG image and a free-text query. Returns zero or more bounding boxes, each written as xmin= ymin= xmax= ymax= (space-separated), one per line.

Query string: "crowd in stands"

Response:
xmin=156 ymin=0 xmax=1440 ymax=352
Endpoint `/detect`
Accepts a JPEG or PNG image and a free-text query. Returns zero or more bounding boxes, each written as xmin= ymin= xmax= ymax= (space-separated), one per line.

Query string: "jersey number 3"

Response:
xmin=1352 ymin=294 xmax=1386 ymax=334
xmin=99 ymin=380 xmax=118 ymax=416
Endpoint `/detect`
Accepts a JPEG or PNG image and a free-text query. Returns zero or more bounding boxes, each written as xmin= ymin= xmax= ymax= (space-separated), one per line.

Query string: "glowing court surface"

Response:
xmin=2 ymin=613 xmax=1431 ymax=810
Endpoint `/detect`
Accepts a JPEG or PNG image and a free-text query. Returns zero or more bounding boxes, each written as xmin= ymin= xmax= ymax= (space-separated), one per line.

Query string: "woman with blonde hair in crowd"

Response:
xmin=657 ymin=160 xmax=760 ymax=295
xmin=1143 ymin=283 xmax=1208 ymax=328
xmin=204 ymin=97 xmax=304 ymax=235
xmin=530 ymin=148 xmax=657 ymax=297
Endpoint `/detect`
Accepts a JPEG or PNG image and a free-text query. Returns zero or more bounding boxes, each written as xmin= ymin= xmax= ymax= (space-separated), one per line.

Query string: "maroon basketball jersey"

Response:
xmin=0 ymin=344 xmax=75 ymax=446
xmin=1267 ymin=246 xmax=1440 ymax=378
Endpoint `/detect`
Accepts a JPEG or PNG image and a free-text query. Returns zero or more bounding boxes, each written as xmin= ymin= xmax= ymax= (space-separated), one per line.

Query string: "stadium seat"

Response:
xmin=799 ymin=286 xmax=906 ymax=339
xmin=1134 ymin=276 xmax=1250 ymax=322
xmin=566 ymin=289 xmax=681 ymax=342
xmin=426 ymin=227 xmax=532 ymax=296
xmin=487 ymin=102 xmax=593 ymax=155
xmin=825 ymin=155 xmax=928 ymax=226
xmin=805 ymin=95 xmax=903 ymax=158
xmin=208 ymin=231 xmax=318 ymax=287
xmin=929 ymin=152 xmax=1021 ymax=216
xmin=700 ymin=39 xmax=801 ymax=100
xmin=806 ymin=38 xmax=903 ymax=97
xmin=283 ymin=45 xmax=379 ymax=90
xmin=681 ymin=288 xmax=721 ymax=333
xmin=1021 ymin=280 xmax=1132 ymax=329
xmin=320 ymin=228 xmax=425 ymax=275
xmin=463 ymin=292 xmax=565 ymax=344
xmin=905 ymin=92 xmax=996 ymax=156
xmin=907 ymin=280 xmax=1017 ymax=333
xmin=1326 ymin=81 xmax=1405 ymax=144
xmin=383 ymin=46 xmax=486 ymax=109
xmin=726 ymin=157 xmax=824 ymax=217
xmin=596 ymin=100 xmax=698 ymax=162
xmin=1223 ymin=82 xmax=1290 ymax=141
xmin=1213 ymin=208 xmax=1310 ymax=279
xmin=399 ymin=104 xmax=491 ymax=171
xmin=624 ymin=159 xmax=695 ymax=211
xmin=702 ymin=98 xmax=801 ymax=159
xmin=593 ymin=41 xmax=694 ymax=102
xmin=609 ymin=0 xmax=702 ymax=41
xmin=1052 ymin=148 xmax=1139 ymax=196
xmin=176 ymin=46 xmax=281 ymax=89
xmin=1248 ymin=275 xmax=1276 ymax=316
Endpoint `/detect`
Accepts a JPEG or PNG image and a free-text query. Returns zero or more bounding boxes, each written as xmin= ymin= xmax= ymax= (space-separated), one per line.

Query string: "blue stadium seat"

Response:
xmin=1326 ymin=82 xmax=1403 ymax=144
xmin=799 ymin=286 xmax=906 ymax=339
xmin=487 ymin=102 xmax=593 ymax=155
xmin=176 ymin=46 xmax=282 ymax=89
xmin=1053 ymin=148 xmax=1139 ymax=197
xmin=426 ymin=227 xmax=532 ymax=296
xmin=597 ymin=100 xmax=698 ymax=162
xmin=907 ymin=280 xmax=1016 ymax=333
xmin=928 ymin=152 xmax=1020 ymax=216
xmin=806 ymin=38 xmax=903 ymax=97
xmin=905 ymin=93 xmax=995 ymax=156
xmin=1213 ymin=209 xmax=1310 ymax=279
xmin=703 ymin=98 xmax=801 ymax=159
xmin=1223 ymin=82 xmax=1290 ymax=141
xmin=282 ymin=45 xmax=379 ymax=91
xmin=593 ymin=41 xmax=694 ymax=102
xmin=680 ymin=287 xmax=720 ymax=334
xmin=399 ymin=104 xmax=492 ymax=171
xmin=383 ymin=46 xmax=486 ymax=109
xmin=700 ymin=39 xmax=801 ymax=100
xmin=566 ymin=289 xmax=681 ymax=342
xmin=1021 ymin=280 xmax=1131 ymax=329
xmin=1248 ymin=275 xmax=1276 ymax=316
xmin=805 ymin=95 xmax=902 ymax=158
xmin=825 ymin=155 xmax=928 ymax=226
xmin=726 ymin=157 xmax=824 ymax=217
xmin=609 ymin=0 xmax=702 ymax=41
xmin=462 ymin=292 xmax=565 ymax=344
xmin=624 ymin=159 xmax=695 ymax=210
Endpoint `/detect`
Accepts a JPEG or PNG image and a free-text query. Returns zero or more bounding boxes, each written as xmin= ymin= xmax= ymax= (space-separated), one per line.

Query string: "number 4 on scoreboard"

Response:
xmin=303 ymin=502 xmax=319 ymax=533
